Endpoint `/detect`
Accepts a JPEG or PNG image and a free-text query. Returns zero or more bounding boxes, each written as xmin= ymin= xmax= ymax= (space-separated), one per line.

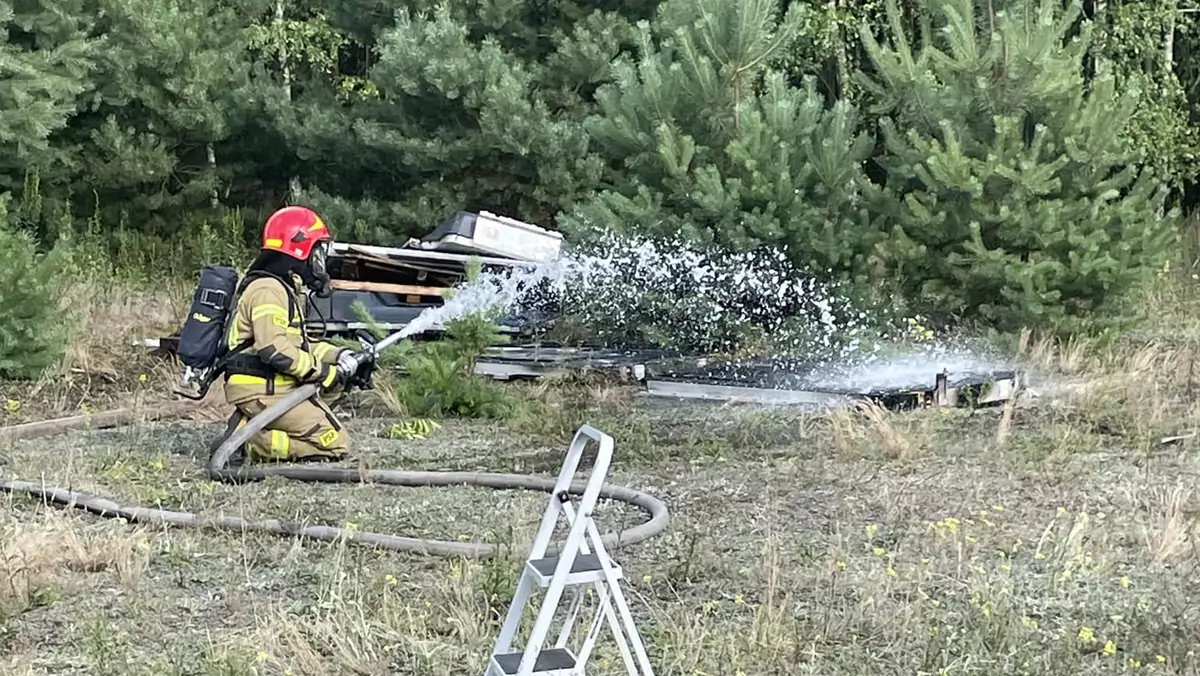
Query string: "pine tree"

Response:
xmin=859 ymin=0 xmax=1178 ymax=335
xmin=56 ymin=0 xmax=255 ymax=234
xmin=560 ymin=0 xmax=882 ymax=280
xmin=260 ymin=0 xmax=648 ymax=242
xmin=0 ymin=0 xmax=98 ymax=193
xmin=0 ymin=195 xmax=69 ymax=379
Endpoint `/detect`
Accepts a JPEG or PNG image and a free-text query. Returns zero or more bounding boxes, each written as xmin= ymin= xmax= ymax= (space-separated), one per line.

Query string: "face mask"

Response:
xmin=303 ymin=240 xmax=333 ymax=298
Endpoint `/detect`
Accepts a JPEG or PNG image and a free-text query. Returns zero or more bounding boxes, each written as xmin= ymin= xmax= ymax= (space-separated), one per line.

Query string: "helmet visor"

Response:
xmin=310 ymin=239 xmax=330 ymax=277
xmin=307 ymin=239 xmax=333 ymax=298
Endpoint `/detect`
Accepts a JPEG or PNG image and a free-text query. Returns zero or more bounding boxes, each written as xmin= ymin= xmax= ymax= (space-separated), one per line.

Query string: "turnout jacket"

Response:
xmin=221 ymin=273 xmax=345 ymax=404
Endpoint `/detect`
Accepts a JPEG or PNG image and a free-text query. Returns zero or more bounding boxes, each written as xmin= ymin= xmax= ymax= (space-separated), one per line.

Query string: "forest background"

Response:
xmin=3 ymin=0 xmax=1200 ymax=377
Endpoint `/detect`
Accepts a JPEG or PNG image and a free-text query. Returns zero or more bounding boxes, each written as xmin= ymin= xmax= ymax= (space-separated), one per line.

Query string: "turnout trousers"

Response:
xmin=220 ymin=389 xmax=350 ymax=462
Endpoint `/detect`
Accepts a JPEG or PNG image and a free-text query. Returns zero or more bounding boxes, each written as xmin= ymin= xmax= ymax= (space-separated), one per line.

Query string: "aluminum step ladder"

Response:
xmin=485 ymin=425 xmax=655 ymax=676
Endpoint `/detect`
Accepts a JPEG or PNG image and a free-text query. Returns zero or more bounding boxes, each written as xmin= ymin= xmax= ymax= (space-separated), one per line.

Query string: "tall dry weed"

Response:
xmin=0 ymin=511 xmax=151 ymax=618
xmin=56 ymin=278 xmax=189 ymax=378
xmin=830 ymin=399 xmax=925 ymax=460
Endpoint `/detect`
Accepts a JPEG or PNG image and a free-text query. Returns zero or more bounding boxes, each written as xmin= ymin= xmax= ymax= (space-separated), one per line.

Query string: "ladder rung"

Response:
xmin=489 ymin=648 xmax=577 ymax=675
xmin=525 ymin=553 xmax=623 ymax=587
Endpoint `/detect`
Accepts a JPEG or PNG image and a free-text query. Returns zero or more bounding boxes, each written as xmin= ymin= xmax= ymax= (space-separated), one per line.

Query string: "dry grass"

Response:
xmin=57 ymin=277 xmax=189 ymax=378
xmin=3 ymin=277 xmax=189 ymax=421
xmin=0 ymin=509 xmax=154 ymax=673
xmin=829 ymin=399 xmax=925 ymax=460
xmin=0 ymin=511 xmax=151 ymax=616
xmin=8 ymin=276 xmax=1200 ymax=674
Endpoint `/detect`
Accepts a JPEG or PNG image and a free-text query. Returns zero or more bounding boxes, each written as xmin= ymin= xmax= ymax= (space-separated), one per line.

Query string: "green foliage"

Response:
xmin=0 ymin=197 xmax=69 ymax=379
xmin=384 ymin=337 xmax=517 ymax=419
xmin=1092 ymin=0 xmax=1200 ymax=191
xmin=561 ymin=0 xmax=883 ymax=281
xmin=0 ymin=0 xmax=98 ymax=178
xmin=77 ymin=0 xmax=251 ymax=218
xmin=265 ymin=0 xmax=619 ymax=239
xmin=363 ymin=258 xmax=518 ymax=419
xmin=858 ymin=0 xmax=1179 ymax=336
xmin=0 ymin=0 xmax=1198 ymax=351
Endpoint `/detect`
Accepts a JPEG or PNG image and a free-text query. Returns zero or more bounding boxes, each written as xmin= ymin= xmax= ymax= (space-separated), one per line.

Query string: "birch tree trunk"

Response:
xmin=207 ymin=143 xmax=219 ymax=207
xmin=275 ymin=0 xmax=302 ymax=202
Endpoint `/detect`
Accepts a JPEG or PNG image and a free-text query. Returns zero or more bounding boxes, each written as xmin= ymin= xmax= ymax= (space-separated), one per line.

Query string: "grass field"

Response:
xmin=5 ymin=278 xmax=1200 ymax=675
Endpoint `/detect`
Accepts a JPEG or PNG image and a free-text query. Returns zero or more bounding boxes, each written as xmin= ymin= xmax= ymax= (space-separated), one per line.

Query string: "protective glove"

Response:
xmin=335 ymin=348 xmax=377 ymax=391
xmin=336 ymin=349 xmax=363 ymax=377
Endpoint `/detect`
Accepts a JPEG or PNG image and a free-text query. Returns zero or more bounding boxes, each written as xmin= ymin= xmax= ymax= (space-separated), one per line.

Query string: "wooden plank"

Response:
xmin=330 ymin=279 xmax=449 ymax=296
xmin=341 ymin=250 xmax=463 ymax=281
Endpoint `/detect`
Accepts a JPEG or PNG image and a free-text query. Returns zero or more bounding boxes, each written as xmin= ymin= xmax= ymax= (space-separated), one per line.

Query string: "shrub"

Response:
xmin=0 ymin=196 xmax=70 ymax=380
xmin=359 ymin=260 xmax=520 ymax=419
xmin=859 ymin=0 xmax=1178 ymax=336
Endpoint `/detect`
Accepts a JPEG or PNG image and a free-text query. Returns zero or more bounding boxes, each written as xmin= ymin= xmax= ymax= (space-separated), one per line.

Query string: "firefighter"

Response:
xmin=219 ymin=205 xmax=364 ymax=463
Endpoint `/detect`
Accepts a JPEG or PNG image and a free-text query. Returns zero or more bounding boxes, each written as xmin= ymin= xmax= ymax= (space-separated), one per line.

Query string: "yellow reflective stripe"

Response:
xmin=269 ymin=430 xmax=289 ymax=458
xmin=311 ymin=343 xmax=338 ymax=361
xmin=265 ymin=238 xmax=283 ymax=247
xmin=226 ymin=374 xmax=295 ymax=386
xmin=227 ymin=324 xmax=239 ymax=349
xmin=294 ymin=351 xmax=312 ymax=377
xmin=251 ymin=305 xmax=288 ymax=320
xmin=321 ymin=365 xmax=338 ymax=387
xmin=226 ymin=374 xmax=263 ymax=385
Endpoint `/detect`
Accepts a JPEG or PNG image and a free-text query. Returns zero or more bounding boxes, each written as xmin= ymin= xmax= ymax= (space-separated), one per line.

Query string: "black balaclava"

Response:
xmin=248 ymin=250 xmax=297 ymax=279
xmin=248 ymin=249 xmax=332 ymax=298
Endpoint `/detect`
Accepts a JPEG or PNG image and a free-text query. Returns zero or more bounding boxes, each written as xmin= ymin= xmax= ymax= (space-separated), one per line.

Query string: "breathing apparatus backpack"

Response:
xmin=173 ymin=265 xmax=293 ymax=400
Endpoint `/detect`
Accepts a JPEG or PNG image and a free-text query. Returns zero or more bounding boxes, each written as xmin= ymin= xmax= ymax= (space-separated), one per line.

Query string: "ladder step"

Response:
xmin=489 ymin=648 xmax=577 ymax=675
xmin=526 ymin=552 xmax=623 ymax=587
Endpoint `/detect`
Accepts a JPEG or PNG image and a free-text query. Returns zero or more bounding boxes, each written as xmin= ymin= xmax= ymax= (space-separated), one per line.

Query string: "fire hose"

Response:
xmin=0 ymin=334 xmax=671 ymax=558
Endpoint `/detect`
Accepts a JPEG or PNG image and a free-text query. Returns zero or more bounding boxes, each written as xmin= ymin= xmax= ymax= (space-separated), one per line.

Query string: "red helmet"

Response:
xmin=261 ymin=205 xmax=332 ymax=260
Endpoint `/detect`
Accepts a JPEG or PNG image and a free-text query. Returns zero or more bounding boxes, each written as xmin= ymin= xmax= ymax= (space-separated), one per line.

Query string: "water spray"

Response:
xmin=398 ymin=230 xmax=1016 ymax=399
